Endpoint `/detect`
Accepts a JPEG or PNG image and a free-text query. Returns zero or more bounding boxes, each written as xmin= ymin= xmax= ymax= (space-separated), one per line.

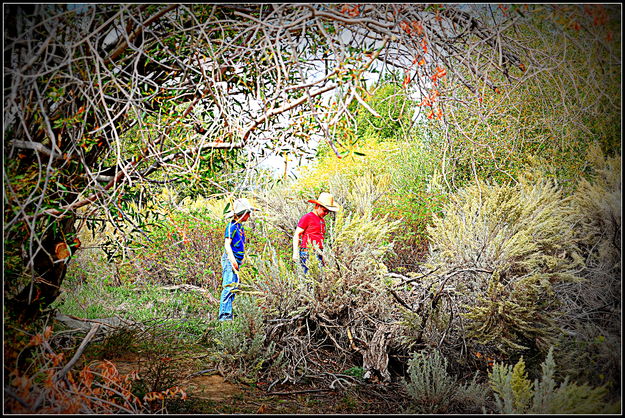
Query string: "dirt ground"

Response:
xmin=112 ymin=352 xmax=411 ymax=414
xmin=172 ymin=376 xmax=409 ymax=414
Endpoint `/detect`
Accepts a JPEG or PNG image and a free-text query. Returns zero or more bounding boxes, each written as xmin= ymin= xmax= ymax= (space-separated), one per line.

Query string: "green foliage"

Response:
xmin=404 ymin=350 xmax=487 ymax=414
xmin=352 ymin=83 xmax=415 ymax=144
xmin=124 ymin=191 xmax=225 ymax=289
xmin=51 ymin=270 xmax=118 ymax=320
xmin=54 ymin=269 xmax=214 ymax=339
xmin=375 ymin=139 xmax=446 ymax=270
xmin=488 ymin=356 xmax=533 ymax=412
xmin=343 ymin=366 xmax=365 ymax=379
xmin=203 ymin=295 xmax=280 ymax=382
xmin=428 ymin=5 xmax=620 ymax=190
xmin=489 ymin=347 xmax=620 ymax=414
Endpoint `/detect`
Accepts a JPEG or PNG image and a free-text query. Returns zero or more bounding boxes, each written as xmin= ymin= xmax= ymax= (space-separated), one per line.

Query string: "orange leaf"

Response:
xmin=400 ymin=21 xmax=411 ymax=35
xmin=402 ymin=74 xmax=411 ymax=88
xmin=47 ymin=352 xmax=65 ymax=367
xmin=55 ymin=242 xmax=70 ymax=260
xmin=29 ymin=334 xmax=44 ymax=347
xmin=348 ymin=5 xmax=360 ymax=17
xmin=412 ymin=20 xmax=423 ymax=36
xmin=43 ymin=325 xmax=53 ymax=340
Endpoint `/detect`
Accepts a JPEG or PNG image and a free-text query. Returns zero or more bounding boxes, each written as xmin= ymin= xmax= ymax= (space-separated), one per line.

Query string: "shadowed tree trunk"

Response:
xmin=6 ymin=216 xmax=76 ymax=322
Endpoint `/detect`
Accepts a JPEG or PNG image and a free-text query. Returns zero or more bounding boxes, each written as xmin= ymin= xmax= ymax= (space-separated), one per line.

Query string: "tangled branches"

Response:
xmin=4 ymin=323 xmax=186 ymax=414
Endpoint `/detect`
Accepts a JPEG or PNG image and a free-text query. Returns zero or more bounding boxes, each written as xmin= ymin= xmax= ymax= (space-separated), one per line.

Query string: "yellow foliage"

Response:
xmin=510 ymin=357 xmax=533 ymax=411
xmin=428 ymin=176 xmax=583 ymax=277
xmin=295 ymin=140 xmax=399 ymax=192
xmin=427 ymin=176 xmax=585 ymax=353
xmin=489 ymin=347 xmax=620 ymax=414
xmin=569 ymin=144 xmax=621 ymax=267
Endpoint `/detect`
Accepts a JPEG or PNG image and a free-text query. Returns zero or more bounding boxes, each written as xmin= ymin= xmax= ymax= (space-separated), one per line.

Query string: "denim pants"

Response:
xmin=219 ymin=253 xmax=241 ymax=320
xmin=299 ymin=249 xmax=323 ymax=275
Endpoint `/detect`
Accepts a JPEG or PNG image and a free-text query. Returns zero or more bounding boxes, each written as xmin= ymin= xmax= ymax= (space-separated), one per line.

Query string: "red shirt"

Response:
xmin=297 ymin=211 xmax=325 ymax=249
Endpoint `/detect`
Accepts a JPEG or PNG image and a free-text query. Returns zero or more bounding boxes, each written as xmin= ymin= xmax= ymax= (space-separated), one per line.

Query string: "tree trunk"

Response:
xmin=7 ymin=216 xmax=76 ymax=322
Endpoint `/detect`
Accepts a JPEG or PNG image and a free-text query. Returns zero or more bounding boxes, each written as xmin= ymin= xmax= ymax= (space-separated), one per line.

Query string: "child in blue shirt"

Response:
xmin=219 ymin=198 xmax=257 ymax=321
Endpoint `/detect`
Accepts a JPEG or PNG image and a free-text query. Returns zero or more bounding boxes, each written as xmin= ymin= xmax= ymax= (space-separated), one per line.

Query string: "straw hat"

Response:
xmin=307 ymin=192 xmax=340 ymax=212
xmin=225 ymin=198 xmax=258 ymax=218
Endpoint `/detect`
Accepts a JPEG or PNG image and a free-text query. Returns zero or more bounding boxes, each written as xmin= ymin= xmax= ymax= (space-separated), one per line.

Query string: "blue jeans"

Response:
xmin=219 ymin=253 xmax=241 ymax=320
xmin=300 ymin=249 xmax=323 ymax=275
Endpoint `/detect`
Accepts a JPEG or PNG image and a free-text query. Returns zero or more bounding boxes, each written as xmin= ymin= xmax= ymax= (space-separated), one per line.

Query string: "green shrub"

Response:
xmin=569 ymin=143 xmax=621 ymax=270
xmin=343 ymin=366 xmax=365 ymax=379
xmin=404 ymin=350 xmax=487 ymax=414
xmin=376 ymin=139 xmax=445 ymax=271
xmin=489 ymin=347 xmax=620 ymax=414
xmin=425 ymin=176 xmax=585 ymax=354
xmin=204 ymin=295 xmax=280 ymax=383
xmin=551 ymin=146 xmax=621 ymax=398
xmin=127 ymin=206 xmax=224 ymax=289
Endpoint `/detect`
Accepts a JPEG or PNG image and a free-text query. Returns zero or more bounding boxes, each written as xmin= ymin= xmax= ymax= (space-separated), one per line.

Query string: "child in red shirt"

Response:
xmin=292 ymin=192 xmax=340 ymax=274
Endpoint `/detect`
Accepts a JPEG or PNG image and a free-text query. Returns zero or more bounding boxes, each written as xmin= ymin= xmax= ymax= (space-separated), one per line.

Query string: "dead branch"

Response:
xmin=55 ymin=323 xmax=100 ymax=382
xmin=160 ymin=284 xmax=219 ymax=300
xmin=268 ymin=388 xmax=334 ymax=395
